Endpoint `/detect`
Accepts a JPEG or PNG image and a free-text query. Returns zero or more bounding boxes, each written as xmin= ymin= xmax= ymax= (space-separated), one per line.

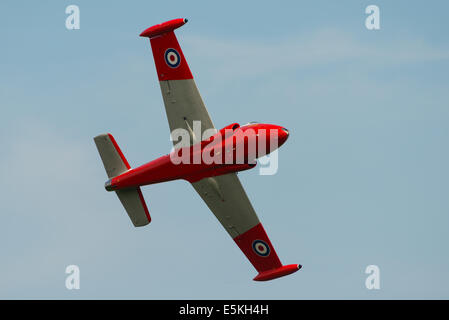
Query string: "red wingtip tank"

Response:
xmin=139 ymin=18 xmax=188 ymax=38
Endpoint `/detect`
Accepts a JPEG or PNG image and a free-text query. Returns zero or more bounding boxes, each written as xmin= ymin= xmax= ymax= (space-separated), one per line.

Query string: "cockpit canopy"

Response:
xmin=245 ymin=121 xmax=259 ymax=125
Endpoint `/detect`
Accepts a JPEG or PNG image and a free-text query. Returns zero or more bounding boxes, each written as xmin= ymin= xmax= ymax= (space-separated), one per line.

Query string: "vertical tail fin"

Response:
xmin=94 ymin=134 xmax=151 ymax=227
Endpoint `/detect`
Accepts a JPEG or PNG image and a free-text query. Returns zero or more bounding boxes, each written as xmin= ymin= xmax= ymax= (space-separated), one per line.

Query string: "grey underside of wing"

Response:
xmin=159 ymin=79 xmax=215 ymax=147
xmin=159 ymin=78 xmax=260 ymax=238
xmin=192 ymin=173 xmax=260 ymax=239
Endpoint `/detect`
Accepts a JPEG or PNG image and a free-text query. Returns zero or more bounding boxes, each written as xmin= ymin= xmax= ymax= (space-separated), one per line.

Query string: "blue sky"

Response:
xmin=0 ymin=0 xmax=448 ymax=299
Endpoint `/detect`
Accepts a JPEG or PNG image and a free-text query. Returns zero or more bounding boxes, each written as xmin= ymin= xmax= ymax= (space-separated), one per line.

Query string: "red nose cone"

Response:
xmin=279 ymin=127 xmax=289 ymax=146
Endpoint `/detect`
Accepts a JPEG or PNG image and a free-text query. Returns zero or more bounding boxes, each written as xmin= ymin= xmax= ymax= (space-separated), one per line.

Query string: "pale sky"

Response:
xmin=1 ymin=0 xmax=448 ymax=299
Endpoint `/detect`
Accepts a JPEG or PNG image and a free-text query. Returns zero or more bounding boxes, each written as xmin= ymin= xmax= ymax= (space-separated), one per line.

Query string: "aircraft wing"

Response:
xmin=192 ymin=174 xmax=260 ymax=239
xmin=141 ymin=19 xmax=300 ymax=281
xmin=140 ymin=18 xmax=215 ymax=147
xmin=192 ymin=173 xmax=300 ymax=281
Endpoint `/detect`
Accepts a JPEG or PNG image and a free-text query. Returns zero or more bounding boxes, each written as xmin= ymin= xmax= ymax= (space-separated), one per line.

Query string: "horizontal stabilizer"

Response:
xmin=94 ymin=133 xmax=130 ymax=178
xmin=116 ymin=187 xmax=151 ymax=227
xmin=94 ymin=133 xmax=151 ymax=227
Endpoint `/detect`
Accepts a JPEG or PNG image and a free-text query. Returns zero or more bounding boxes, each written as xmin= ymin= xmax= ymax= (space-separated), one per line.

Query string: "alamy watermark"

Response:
xmin=365 ymin=5 xmax=380 ymax=30
xmin=169 ymin=121 xmax=284 ymax=175
xmin=65 ymin=265 xmax=80 ymax=290
xmin=65 ymin=5 xmax=80 ymax=30
xmin=365 ymin=265 xmax=380 ymax=290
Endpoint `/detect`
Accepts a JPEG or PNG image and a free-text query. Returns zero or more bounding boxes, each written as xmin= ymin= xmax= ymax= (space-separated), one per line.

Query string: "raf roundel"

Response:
xmin=164 ymin=48 xmax=181 ymax=68
xmin=252 ymin=240 xmax=270 ymax=257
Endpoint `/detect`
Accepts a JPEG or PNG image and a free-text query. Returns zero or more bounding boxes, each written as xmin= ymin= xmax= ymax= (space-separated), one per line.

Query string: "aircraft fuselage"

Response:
xmin=105 ymin=123 xmax=289 ymax=191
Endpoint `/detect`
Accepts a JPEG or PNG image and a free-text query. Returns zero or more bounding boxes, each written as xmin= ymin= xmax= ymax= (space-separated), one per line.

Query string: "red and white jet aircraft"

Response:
xmin=94 ymin=18 xmax=301 ymax=281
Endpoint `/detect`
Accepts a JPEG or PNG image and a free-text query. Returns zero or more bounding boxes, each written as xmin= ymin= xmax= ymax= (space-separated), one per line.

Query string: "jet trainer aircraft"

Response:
xmin=94 ymin=18 xmax=301 ymax=281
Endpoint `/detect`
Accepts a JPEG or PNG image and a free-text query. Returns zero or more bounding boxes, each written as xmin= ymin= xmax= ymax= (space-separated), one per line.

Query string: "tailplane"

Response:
xmin=94 ymin=133 xmax=151 ymax=227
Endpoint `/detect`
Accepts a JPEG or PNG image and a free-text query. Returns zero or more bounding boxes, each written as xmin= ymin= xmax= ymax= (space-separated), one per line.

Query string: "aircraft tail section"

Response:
xmin=94 ymin=133 xmax=151 ymax=227
xmin=114 ymin=187 xmax=151 ymax=227
xmin=94 ymin=133 xmax=130 ymax=178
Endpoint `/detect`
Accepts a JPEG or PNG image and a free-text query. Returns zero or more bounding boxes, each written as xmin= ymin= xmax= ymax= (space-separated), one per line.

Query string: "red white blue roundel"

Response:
xmin=252 ymin=240 xmax=270 ymax=257
xmin=164 ymin=48 xmax=181 ymax=68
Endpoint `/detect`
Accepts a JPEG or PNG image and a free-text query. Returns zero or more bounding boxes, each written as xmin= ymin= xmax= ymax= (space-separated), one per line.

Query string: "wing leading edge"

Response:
xmin=141 ymin=19 xmax=300 ymax=281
